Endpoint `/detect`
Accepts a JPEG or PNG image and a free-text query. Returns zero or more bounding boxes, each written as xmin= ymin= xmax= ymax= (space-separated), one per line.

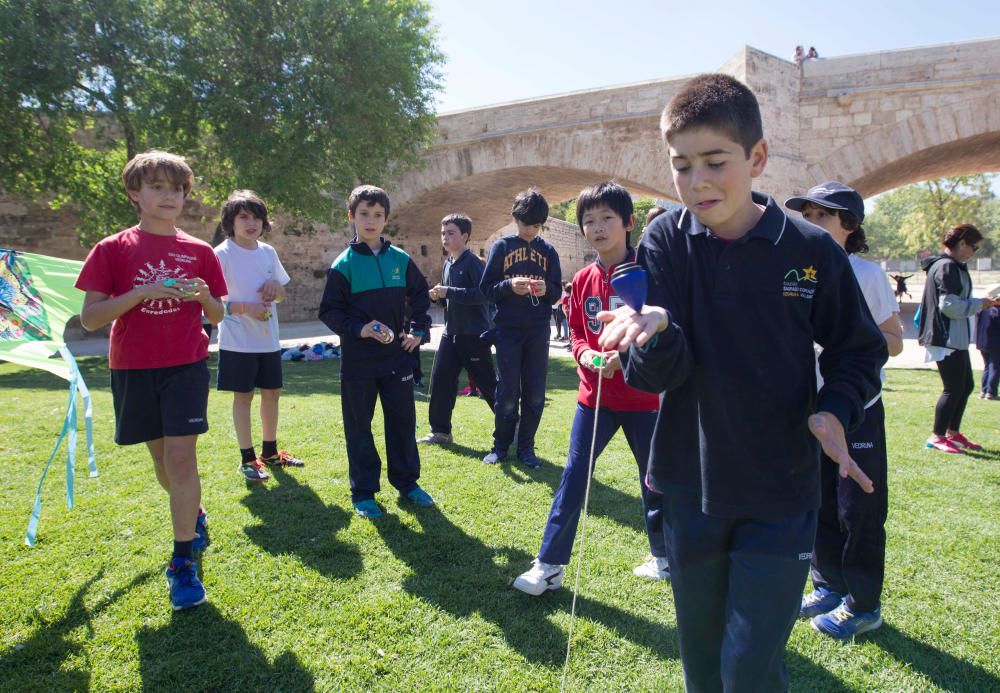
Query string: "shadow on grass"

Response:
xmin=786 ymin=652 xmax=854 ymax=691
xmin=136 ymin=602 xmax=315 ymax=691
xmin=374 ymin=503 xmax=679 ymax=666
xmin=964 ymin=447 xmax=1000 ymax=462
xmin=241 ymin=466 xmax=362 ymax=581
xmin=871 ymin=623 xmax=1000 ymax=691
xmin=0 ymin=355 xmax=110 ymax=391
xmin=0 ymin=568 xmax=156 ymax=690
xmin=438 ymin=438 xmax=661 ymax=548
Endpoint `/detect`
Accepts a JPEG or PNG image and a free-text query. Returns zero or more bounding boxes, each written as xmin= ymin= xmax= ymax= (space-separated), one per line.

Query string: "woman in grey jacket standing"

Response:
xmin=917 ymin=224 xmax=999 ymax=453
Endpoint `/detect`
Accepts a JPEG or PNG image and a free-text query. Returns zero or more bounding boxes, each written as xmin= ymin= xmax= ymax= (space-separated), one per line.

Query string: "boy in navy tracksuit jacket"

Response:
xmin=513 ymin=182 xmax=666 ymax=597
xmin=597 ymin=75 xmax=886 ymax=691
xmin=420 ymin=213 xmax=497 ymax=444
xmin=319 ymin=185 xmax=434 ymax=519
xmin=480 ymin=189 xmax=562 ymax=468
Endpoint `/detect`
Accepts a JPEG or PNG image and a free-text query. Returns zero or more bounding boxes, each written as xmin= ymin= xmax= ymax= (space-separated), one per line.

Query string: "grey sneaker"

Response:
xmin=417 ymin=432 xmax=453 ymax=445
xmin=483 ymin=451 xmax=503 ymax=464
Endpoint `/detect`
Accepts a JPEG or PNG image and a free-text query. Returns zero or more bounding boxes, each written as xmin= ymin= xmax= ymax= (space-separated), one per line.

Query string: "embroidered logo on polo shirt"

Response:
xmin=782 ymin=266 xmax=817 ymax=300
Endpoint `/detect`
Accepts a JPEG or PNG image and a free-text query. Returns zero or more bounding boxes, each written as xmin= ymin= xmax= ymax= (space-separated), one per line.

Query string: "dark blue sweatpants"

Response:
xmin=340 ymin=356 xmax=421 ymax=503
xmin=538 ymin=404 xmax=665 ymax=565
xmin=663 ymin=493 xmax=817 ymax=693
xmin=492 ymin=325 xmax=550 ymax=457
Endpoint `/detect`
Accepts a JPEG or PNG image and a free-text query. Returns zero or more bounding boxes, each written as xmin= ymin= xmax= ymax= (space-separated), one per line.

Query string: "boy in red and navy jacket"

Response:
xmin=513 ymin=182 xmax=667 ymax=596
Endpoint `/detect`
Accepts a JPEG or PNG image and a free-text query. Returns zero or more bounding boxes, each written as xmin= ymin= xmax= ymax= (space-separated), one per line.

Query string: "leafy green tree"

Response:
xmin=865 ymin=174 xmax=998 ymax=259
xmin=548 ymin=198 xmax=576 ymax=223
xmin=0 ymin=0 xmax=442 ymax=243
xmin=631 ymin=197 xmax=658 ymax=244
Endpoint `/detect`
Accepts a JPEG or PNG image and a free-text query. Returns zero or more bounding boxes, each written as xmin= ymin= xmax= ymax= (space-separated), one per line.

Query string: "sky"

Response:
xmin=428 ymin=0 xmax=1000 ymax=113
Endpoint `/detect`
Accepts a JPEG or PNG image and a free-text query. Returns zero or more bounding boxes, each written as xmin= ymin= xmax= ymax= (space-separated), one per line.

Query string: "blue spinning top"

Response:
xmin=610 ymin=262 xmax=647 ymax=312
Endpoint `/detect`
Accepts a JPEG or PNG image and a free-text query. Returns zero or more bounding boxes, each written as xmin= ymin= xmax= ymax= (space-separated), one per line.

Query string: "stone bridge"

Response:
xmin=387 ymin=37 xmax=1000 ymax=258
xmin=2 ymin=38 xmax=999 ymax=321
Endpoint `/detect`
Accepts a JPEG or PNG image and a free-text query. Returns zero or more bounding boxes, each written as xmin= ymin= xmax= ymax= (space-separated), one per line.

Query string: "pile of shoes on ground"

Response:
xmin=280 ymin=342 xmax=340 ymax=361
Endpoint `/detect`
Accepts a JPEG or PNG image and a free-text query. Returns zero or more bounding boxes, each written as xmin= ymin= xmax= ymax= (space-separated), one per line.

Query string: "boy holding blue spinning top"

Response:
xmin=598 ymin=75 xmax=887 ymax=690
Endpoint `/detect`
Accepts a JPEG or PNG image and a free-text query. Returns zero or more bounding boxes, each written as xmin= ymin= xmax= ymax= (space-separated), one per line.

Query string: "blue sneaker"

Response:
xmin=353 ymin=499 xmax=384 ymax=519
xmin=403 ymin=486 xmax=435 ymax=507
xmin=517 ymin=451 xmax=541 ymax=470
xmin=165 ymin=557 xmax=207 ymax=611
xmin=193 ymin=511 xmax=210 ymax=553
xmin=811 ymin=602 xmax=882 ymax=639
xmin=800 ymin=587 xmax=843 ymax=618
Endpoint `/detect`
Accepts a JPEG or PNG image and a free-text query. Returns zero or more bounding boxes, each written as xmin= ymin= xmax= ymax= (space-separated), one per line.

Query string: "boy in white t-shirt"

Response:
xmin=214 ymin=190 xmax=304 ymax=482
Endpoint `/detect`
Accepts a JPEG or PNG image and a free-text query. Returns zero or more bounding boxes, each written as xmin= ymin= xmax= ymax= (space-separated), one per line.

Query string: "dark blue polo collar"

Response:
xmin=681 ymin=192 xmax=788 ymax=246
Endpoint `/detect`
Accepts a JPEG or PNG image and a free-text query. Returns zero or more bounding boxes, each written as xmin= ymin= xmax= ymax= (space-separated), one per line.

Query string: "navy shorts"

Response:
xmin=216 ymin=350 xmax=283 ymax=392
xmin=110 ymin=360 xmax=210 ymax=445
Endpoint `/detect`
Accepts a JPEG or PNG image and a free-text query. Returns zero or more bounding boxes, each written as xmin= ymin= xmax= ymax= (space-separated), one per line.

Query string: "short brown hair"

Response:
xmin=348 ymin=185 xmax=391 ymax=218
xmin=121 ymin=150 xmax=194 ymax=211
xmin=661 ymin=74 xmax=763 ymax=157
xmin=441 ymin=213 xmax=472 ymax=239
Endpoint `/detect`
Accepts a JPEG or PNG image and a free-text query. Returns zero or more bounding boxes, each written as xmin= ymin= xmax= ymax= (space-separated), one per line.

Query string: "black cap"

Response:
xmin=785 ymin=181 xmax=864 ymax=222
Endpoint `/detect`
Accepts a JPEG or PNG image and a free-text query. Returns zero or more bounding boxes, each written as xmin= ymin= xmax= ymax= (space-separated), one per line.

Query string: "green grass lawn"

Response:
xmin=1 ymin=355 xmax=998 ymax=691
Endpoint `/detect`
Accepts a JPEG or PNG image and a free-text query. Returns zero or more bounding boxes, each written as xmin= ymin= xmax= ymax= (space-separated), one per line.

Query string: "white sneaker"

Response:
xmin=633 ymin=555 xmax=670 ymax=580
xmin=482 ymin=451 xmax=502 ymax=464
xmin=513 ymin=560 xmax=564 ymax=596
xmin=417 ymin=432 xmax=453 ymax=445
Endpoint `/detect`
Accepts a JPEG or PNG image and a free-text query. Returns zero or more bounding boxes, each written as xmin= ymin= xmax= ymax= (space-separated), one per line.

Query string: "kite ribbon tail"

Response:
xmin=60 ymin=348 xmax=97 ymax=479
xmin=24 ymin=361 xmax=76 ymax=547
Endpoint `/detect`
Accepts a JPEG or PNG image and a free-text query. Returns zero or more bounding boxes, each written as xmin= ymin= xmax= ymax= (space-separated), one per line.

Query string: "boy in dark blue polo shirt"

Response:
xmin=598 ymin=75 xmax=887 ymax=691
xmin=419 ymin=213 xmax=497 ymax=445
xmin=480 ymin=189 xmax=562 ymax=468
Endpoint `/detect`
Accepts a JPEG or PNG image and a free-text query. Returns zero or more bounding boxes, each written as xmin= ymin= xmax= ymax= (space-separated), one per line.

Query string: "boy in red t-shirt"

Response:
xmin=513 ymin=182 xmax=667 ymax=595
xmin=75 ymin=150 xmax=227 ymax=611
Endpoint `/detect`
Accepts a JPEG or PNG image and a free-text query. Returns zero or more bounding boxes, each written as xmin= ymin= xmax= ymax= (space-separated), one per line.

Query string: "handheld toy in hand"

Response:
xmin=163 ymin=278 xmax=195 ymax=294
xmin=610 ymin=262 xmax=648 ymax=312
xmin=372 ymin=323 xmax=394 ymax=344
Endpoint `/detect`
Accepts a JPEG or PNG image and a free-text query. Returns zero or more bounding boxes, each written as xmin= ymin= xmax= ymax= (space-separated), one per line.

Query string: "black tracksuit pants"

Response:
xmin=341 ymin=355 xmax=420 ymax=503
xmin=811 ymin=398 xmax=888 ymax=613
xmin=427 ymin=333 xmax=497 ymax=435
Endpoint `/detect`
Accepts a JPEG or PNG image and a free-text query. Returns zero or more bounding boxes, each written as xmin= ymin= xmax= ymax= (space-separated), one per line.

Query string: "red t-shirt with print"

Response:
xmin=75 ymin=226 xmax=228 ymax=369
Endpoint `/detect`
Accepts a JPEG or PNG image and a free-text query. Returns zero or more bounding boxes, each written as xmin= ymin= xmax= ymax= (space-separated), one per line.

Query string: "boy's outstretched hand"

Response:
xmin=808 ymin=412 xmax=874 ymax=493
xmin=596 ymin=305 xmax=669 ymax=352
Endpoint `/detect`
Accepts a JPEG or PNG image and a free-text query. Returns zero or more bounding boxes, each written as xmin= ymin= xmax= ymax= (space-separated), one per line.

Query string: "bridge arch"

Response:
xmin=806 ymin=92 xmax=1000 ymax=196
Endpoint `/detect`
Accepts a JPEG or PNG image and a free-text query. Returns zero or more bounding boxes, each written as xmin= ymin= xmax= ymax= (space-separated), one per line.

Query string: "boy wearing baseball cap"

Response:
xmin=785 ymin=181 xmax=903 ymax=638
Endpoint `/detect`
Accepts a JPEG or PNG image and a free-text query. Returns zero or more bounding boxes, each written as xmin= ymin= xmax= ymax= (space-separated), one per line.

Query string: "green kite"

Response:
xmin=1 ymin=248 xmax=97 ymax=546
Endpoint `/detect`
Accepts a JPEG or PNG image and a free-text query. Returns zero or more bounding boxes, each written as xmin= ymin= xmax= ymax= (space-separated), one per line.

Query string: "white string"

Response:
xmin=561 ymin=352 xmax=606 ymax=692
